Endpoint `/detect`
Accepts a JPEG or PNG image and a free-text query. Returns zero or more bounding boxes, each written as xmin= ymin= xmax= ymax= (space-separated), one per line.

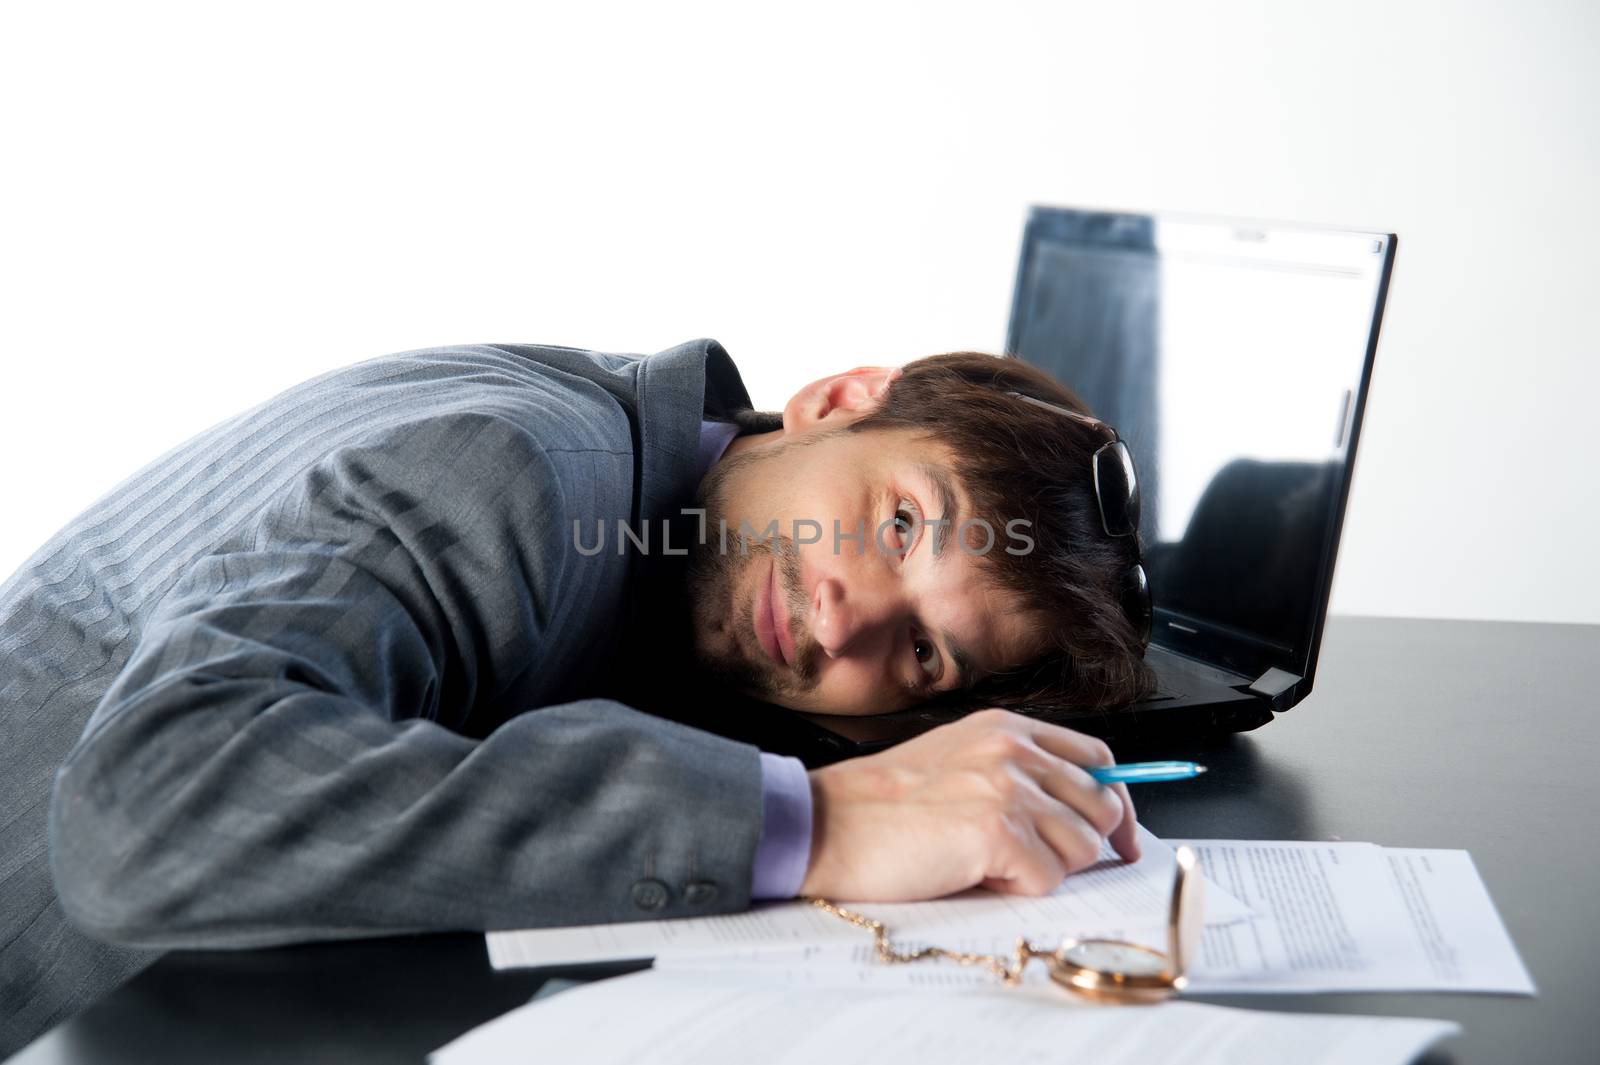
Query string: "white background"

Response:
xmin=1 ymin=1 xmax=1595 ymax=624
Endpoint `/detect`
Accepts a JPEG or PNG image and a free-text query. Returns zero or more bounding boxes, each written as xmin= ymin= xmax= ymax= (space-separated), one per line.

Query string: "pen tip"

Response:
xmin=1195 ymin=765 xmax=1208 ymax=774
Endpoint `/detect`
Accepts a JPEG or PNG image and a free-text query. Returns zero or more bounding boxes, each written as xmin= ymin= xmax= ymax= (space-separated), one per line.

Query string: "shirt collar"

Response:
xmin=695 ymin=420 xmax=742 ymax=483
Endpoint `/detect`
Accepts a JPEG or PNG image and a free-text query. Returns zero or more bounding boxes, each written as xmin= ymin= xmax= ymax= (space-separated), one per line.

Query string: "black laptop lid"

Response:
xmin=1006 ymin=208 xmax=1396 ymax=705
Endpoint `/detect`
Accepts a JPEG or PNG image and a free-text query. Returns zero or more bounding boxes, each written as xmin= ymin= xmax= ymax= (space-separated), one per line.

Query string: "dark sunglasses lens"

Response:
xmin=1124 ymin=564 xmax=1152 ymax=647
xmin=1093 ymin=442 xmax=1141 ymax=536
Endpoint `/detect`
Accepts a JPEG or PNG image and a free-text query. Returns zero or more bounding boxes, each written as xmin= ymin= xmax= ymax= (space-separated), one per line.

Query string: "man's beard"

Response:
xmin=685 ymin=445 xmax=820 ymax=704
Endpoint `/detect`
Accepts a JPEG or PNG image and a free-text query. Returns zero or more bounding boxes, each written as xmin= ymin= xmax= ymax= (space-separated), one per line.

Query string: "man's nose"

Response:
xmin=811 ymin=573 xmax=900 ymax=659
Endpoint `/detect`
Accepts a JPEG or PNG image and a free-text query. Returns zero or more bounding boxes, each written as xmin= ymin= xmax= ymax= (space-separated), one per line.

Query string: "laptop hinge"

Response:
xmin=1248 ymin=667 xmax=1302 ymax=712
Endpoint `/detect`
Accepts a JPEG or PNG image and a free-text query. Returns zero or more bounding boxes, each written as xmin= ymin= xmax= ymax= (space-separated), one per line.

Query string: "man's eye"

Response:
xmin=912 ymin=633 xmax=942 ymax=681
xmin=892 ymin=499 xmax=921 ymax=554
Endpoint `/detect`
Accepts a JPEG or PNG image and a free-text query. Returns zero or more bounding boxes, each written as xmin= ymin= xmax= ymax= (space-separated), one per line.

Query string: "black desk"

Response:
xmin=11 ymin=617 xmax=1596 ymax=1065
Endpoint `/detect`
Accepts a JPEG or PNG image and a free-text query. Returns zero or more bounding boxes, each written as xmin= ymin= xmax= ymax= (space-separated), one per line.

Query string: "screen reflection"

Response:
xmin=1009 ymin=210 xmax=1388 ymax=665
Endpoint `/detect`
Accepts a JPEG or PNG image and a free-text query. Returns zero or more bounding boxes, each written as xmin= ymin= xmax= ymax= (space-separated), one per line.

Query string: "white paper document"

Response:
xmin=431 ymin=968 xmax=1460 ymax=1065
xmin=1173 ymin=840 xmax=1536 ymax=995
xmin=660 ymin=840 xmax=1535 ymax=999
xmin=486 ymin=825 xmax=1253 ymax=970
xmin=488 ymin=831 xmax=1532 ymax=997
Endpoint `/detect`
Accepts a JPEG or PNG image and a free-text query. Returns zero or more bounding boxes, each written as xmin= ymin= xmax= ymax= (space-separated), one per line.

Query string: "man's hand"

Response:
xmin=798 ymin=708 xmax=1139 ymax=901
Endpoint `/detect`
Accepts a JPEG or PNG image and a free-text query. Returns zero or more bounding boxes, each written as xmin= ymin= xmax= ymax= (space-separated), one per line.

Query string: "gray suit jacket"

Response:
xmin=0 ymin=339 xmax=767 ymax=1055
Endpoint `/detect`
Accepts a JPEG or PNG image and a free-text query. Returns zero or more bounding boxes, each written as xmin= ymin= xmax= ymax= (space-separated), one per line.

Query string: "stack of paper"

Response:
xmin=653 ymin=840 xmax=1535 ymax=998
xmin=486 ymin=829 xmax=1532 ymax=996
xmin=453 ymin=828 xmax=1533 ymax=1063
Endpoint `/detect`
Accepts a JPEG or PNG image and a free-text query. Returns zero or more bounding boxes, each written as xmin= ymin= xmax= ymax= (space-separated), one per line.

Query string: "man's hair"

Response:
xmin=848 ymin=352 xmax=1157 ymax=717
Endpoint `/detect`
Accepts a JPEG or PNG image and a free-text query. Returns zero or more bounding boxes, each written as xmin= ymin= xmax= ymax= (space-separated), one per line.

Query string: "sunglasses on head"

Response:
xmin=1006 ymin=391 xmax=1152 ymax=650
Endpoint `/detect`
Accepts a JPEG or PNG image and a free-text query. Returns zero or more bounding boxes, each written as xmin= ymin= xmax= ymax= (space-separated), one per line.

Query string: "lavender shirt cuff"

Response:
xmin=751 ymin=752 xmax=814 ymax=899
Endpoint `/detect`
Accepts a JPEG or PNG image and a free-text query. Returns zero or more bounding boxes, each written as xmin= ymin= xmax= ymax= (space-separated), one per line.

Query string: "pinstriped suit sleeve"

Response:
xmin=47 ymin=409 xmax=766 ymax=949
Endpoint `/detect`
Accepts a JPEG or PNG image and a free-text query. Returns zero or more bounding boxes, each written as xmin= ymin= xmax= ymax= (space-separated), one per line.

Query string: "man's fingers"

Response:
xmin=1029 ymin=793 xmax=1111 ymax=876
xmin=1013 ymin=726 xmax=1139 ymax=865
xmin=1107 ymin=781 xmax=1140 ymax=862
xmin=1032 ymin=761 xmax=1125 ymax=839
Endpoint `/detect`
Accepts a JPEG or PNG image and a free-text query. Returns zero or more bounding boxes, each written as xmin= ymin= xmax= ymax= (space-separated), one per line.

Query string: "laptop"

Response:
xmin=740 ymin=207 xmax=1398 ymax=765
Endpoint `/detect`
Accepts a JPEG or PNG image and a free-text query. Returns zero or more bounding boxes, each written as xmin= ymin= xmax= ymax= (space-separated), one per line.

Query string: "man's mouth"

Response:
xmin=753 ymin=556 xmax=793 ymax=669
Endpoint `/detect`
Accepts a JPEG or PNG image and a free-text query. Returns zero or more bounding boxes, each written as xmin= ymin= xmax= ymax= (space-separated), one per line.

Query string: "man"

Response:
xmin=0 ymin=338 xmax=1153 ymax=1054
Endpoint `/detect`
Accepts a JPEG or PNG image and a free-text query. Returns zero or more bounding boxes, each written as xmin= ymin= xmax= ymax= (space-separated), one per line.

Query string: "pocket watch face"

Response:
xmin=1057 ymin=940 xmax=1170 ymax=977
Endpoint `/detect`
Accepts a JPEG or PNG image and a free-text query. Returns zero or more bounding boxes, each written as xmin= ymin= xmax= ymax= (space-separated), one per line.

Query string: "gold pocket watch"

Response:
xmin=809 ymin=844 xmax=1205 ymax=1004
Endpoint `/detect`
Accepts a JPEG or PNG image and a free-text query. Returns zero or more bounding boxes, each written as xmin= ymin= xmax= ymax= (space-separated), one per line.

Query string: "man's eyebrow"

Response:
xmin=941 ymin=632 xmax=977 ymax=693
xmin=915 ymin=463 xmax=960 ymax=559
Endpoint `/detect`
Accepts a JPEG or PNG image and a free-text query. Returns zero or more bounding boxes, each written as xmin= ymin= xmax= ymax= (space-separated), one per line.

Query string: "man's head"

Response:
xmin=685 ymin=352 xmax=1156 ymax=719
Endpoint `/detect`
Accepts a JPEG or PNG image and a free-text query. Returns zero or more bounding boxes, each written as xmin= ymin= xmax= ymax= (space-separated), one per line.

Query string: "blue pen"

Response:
xmin=1088 ymin=761 xmax=1207 ymax=784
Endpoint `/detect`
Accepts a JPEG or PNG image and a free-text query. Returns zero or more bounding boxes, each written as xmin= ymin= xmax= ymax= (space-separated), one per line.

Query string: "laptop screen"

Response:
xmin=1006 ymin=208 xmax=1396 ymax=691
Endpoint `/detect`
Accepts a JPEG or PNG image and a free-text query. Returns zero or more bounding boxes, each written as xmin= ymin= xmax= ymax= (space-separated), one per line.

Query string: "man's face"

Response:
xmin=686 ymin=424 xmax=1044 ymax=716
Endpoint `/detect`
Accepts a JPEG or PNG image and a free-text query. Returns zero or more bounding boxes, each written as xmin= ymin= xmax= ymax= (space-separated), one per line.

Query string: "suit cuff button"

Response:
xmin=631 ymin=878 xmax=671 ymax=912
xmin=683 ymin=880 xmax=720 ymax=906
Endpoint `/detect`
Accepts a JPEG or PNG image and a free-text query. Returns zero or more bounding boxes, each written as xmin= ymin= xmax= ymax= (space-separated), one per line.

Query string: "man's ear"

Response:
xmin=781 ymin=366 xmax=903 ymax=436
